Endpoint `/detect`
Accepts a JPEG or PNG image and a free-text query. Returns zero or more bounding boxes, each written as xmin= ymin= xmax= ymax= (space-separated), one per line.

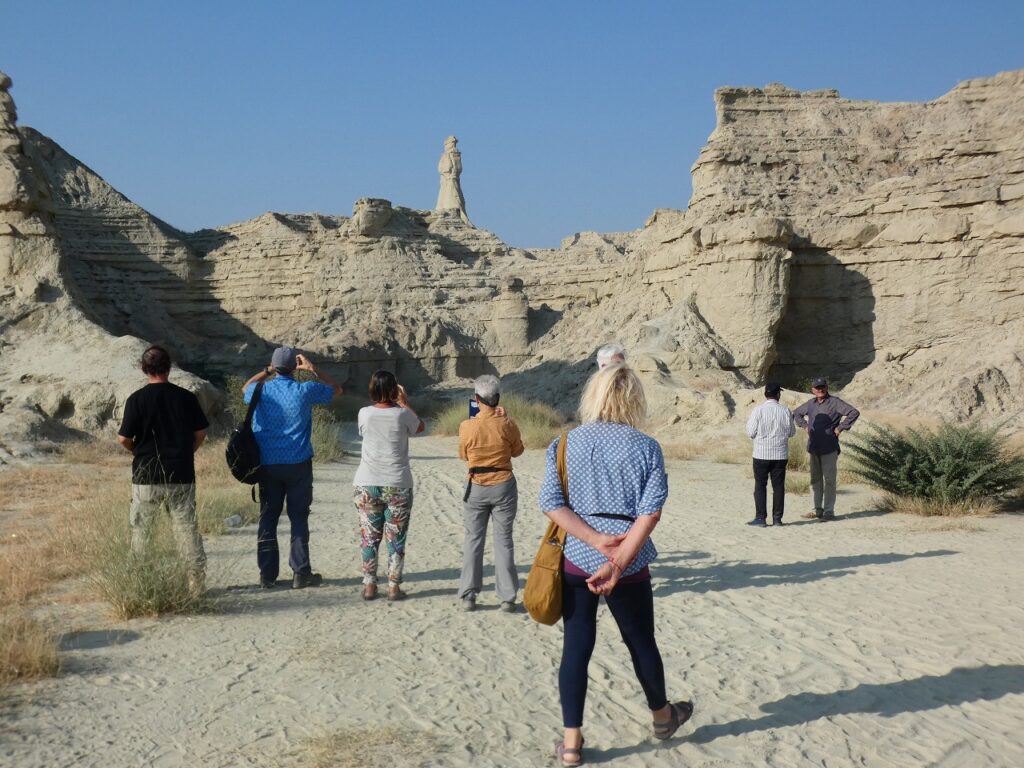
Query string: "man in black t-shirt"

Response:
xmin=117 ymin=345 xmax=210 ymax=590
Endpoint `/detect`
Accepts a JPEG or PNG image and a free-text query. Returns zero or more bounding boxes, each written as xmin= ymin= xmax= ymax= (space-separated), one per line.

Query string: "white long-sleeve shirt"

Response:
xmin=746 ymin=399 xmax=796 ymax=460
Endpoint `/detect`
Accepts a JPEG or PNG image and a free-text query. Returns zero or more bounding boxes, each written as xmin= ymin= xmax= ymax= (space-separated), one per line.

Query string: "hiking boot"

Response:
xmin=292 ymin=571 xmax=323 ymax=589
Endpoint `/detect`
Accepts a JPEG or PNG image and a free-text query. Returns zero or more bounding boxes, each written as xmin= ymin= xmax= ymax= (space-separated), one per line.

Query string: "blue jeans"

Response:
xmin=559 ymin=572 xmax=667 ymax=728
xmin=257 ymin=460 xmax=314 ymax=580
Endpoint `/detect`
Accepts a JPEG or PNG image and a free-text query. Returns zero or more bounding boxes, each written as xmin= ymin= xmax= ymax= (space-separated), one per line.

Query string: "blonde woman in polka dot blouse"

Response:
xmin=539 ymin=363 xmax=694 ymax=766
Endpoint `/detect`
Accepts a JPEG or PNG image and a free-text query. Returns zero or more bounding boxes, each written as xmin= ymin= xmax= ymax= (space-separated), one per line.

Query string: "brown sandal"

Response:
xmin=387 ymin=586 xmax=406 ymax=602
xmin=362 ymin=583 xmax=378 ymax=601
xmin=554 ymin=738 xmax=584 ymax=766
xmin=653 ymin=700 xmax=694 ymax=740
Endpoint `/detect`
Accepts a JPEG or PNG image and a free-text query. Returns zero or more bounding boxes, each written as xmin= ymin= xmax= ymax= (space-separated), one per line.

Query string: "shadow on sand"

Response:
xmin=652 ymin=549 xmax=957 ymax=596
xmin=585 ymin=664 xmax=1024 ymax=761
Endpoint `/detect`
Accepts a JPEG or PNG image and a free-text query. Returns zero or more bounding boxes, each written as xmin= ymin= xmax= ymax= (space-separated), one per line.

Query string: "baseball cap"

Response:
xmin=811 ymin=377 xmax=828 ymax=389
xmin=764 ymin=382 xmax=783 ymax=396
xmin=271 ymin=346 xmax=298 ymax=371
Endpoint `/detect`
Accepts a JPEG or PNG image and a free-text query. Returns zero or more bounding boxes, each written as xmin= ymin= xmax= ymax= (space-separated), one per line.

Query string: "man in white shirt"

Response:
xmin=745 ymin=382 xmax=796 ymax=527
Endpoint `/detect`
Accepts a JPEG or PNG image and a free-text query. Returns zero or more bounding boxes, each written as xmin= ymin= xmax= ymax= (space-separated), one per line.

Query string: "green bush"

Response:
xmin=846 ymin=422 xmax=1024 ymax=505
xmin=432 ymin=394 xmax=567 ymax=449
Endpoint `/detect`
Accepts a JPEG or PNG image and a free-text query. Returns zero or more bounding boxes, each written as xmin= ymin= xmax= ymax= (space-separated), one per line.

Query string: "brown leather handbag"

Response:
xmin=524 ymin=430 xmax=570 ymax=625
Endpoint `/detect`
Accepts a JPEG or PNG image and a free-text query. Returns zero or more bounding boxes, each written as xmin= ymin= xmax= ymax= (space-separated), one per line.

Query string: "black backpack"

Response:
xmin=225 ymin=381 xmax=263 ymax=485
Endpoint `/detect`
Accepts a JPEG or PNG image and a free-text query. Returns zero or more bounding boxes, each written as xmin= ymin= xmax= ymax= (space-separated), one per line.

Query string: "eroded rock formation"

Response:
xmin=2 ymin=67 xmax=1023 ymax=458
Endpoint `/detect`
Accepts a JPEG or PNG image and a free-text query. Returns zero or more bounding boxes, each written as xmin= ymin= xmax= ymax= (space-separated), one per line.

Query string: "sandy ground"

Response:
xmin=3 ymin=434 xmax=1024 ymax=767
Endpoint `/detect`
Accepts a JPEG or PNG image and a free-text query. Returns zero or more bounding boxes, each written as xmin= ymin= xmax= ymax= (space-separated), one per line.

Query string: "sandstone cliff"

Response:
xmin=2 ymin=68 xmax=1023 ymax=457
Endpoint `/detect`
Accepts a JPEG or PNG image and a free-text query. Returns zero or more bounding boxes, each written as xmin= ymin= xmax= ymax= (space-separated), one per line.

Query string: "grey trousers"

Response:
xmin=130 ymin=483 xmax=206 ymax=580
xmin=809 ymin=451 xmax=839 ymax=517
xmin=459 ymin=477 xmax=519 ymax=602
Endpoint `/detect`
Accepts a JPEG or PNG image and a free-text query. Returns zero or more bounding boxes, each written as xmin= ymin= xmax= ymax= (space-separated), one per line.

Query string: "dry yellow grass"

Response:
xmin=876 ymin=494 xmax=999 ymax=518
xmin=304 ymin=726 xmax=443 ymax=768
xmin=0 ymin=613 xmax=59 ymax=686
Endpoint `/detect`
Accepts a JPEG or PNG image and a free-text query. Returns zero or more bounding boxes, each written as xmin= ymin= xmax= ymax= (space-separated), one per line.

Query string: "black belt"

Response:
xmin=589 ymin=513 xmax=635 ymax=523
xmin=463 ymin=467 xmax=511 ymax=501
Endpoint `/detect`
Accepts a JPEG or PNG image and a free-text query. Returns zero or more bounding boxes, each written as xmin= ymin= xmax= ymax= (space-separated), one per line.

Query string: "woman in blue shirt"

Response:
xmin=539 ymin=363 xmax=693 ymax=766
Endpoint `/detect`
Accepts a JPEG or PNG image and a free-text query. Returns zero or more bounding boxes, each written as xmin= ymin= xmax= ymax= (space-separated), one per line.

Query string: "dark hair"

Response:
xmin=141 ymin=345 xmax=172 ymax=376
xmin=368 ymin=370 xmax=400 ymax=404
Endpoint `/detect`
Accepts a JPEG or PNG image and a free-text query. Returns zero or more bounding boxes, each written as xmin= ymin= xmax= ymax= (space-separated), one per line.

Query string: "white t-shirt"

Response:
xmin=354 ymin=405 xmax=420 ymax=488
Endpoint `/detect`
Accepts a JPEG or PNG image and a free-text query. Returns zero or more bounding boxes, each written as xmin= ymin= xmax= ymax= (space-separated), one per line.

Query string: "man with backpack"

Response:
xmin=241 ymin=347 xmax=342 ymax=588
xmin=117 ymin=345 xmax=209 ymax=593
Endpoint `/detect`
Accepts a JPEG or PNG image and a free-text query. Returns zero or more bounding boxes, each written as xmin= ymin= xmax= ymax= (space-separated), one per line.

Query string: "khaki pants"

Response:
xmin=808 ymin=451 xmax=839 ymax=517
xmin=130 ymin=483 xmax=206 ymax=581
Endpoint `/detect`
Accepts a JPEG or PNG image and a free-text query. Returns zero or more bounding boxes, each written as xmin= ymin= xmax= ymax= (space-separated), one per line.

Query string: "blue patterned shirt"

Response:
xmin=538 ymin=422 xmax=668 ymax=577
xmin=244 ymin=377 xmax=334 ymax=465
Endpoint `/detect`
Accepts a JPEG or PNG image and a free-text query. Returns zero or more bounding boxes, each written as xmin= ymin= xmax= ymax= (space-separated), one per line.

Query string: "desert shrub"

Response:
xmin=846 ymin=422 xmax=1024 ymax=507
xmin=787 ymin=434 xmax=809 ymax=471
xmin=69 ymin=489 xmax=208 ymax=619
xmin=785 ymin=471 xmax=811 ymax=495
xmin=0 ymin=613 xmax=59 ymax=686
xmin=432 ymin=394 xmax=567 ymax=449
xmin=876 ymin=494 xmax=998 ymax=518
xmin=304 ymin=725 xmax=443 ymax=768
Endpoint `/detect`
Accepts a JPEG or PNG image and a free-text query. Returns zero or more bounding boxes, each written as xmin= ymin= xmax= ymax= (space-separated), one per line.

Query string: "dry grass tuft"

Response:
xmin=304 ymin=726 xmax=444 ymax=768
xmin=65 ymin=487 xmax=209 ymax=619
xmin=876 ymin=494 xmax=999 ymax=518
xmin=661 ymin=441 xmax=705 ymax=461
xmin=785 ymin=472 xmax=811 ymax=495
xmin=0 ymin=613 xmax=59 ymax=686
xmin=433 ymin=394 xmax=567 ymax=450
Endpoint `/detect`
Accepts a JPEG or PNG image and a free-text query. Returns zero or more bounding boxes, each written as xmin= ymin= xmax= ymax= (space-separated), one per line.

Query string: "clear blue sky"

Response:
xmin=5 ymin=1 xmax=1023 ymax=247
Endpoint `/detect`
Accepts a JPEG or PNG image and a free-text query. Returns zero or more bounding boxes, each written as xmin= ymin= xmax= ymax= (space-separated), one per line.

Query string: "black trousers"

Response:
xmin=559 ymin=572 xmax=667 ymax=728
xmin=752 ymin=458 xmax=787 ymax=521
xmin=257 ymin=460 xmax=314 ymax=580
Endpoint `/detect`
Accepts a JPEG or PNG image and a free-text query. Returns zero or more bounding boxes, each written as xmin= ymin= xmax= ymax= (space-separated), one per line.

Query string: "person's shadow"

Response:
xmin=651 ymin=549 xmax=957 ymax=596
xmin=585 ymin=664 xmax=1024 ymax=761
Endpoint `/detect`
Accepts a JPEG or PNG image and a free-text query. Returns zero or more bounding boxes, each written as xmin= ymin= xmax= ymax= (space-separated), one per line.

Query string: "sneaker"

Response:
xmin=820 ymin=514 xmax=835 ymax=522
xmin=259 ymin=576 xmax=277 ymax=589
xmin=462 ymin=594 xmax=477 ymax=612
xmin=500 ymin=600 xmax=518 ymax=614
xmin=773 ymin=519 xmax=785 ymax=526
xmin=747 ymin=518 xmax=767 ymax=527
xmin=292 ymin=571 xmax=323 ymax=589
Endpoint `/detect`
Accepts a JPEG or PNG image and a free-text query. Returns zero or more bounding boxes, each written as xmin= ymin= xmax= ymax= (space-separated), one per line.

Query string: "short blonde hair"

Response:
xmin=578 ymin=363 xmax=647 ymax=427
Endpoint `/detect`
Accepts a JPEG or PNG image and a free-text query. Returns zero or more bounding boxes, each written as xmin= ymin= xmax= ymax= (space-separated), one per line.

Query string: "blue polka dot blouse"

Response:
xmin=538 ymin=422 xmax=668 ymax=576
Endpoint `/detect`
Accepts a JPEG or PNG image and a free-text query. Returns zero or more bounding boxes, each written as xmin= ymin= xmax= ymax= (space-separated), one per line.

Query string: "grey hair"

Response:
xmin=596 ymin=343 xmax=627 ymax=369
xmin=473 ymin=374 xmax=501 ymax=403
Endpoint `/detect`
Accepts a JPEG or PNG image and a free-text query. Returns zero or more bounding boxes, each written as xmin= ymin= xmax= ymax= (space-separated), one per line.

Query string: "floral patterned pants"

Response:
xmin=353 ymin=485 xmax=413 ymax=586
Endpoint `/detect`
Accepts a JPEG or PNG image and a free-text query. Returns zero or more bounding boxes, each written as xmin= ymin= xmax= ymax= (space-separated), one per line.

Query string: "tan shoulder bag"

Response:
xmin=524 ymin=430 xmax=570 ymax=625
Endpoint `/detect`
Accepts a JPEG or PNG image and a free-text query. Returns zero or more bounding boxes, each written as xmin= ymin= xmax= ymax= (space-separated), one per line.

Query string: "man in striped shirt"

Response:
xmin=745 ymin=383 xmax=796 ymax=527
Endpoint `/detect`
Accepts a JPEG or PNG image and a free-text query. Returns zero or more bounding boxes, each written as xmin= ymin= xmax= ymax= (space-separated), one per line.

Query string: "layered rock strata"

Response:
xmin=2 ymin=68 xmax=1023 ymax=457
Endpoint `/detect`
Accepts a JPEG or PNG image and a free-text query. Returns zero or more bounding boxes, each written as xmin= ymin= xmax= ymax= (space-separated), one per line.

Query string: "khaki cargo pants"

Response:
xmin=130 ymin=483 xmax=207 ymax=583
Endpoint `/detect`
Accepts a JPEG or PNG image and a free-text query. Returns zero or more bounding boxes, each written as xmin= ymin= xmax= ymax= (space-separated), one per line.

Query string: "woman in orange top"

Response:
xmin=457 ymin=375 xmax=524 ymax=612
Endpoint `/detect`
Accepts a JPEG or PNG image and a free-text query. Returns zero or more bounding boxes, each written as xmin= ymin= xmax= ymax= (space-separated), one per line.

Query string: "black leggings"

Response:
xmin=559 ymin=572 xmax=667 ymax=728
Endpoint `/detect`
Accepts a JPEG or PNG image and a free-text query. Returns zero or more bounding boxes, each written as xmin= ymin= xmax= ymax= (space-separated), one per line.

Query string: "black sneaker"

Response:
xmin=260 ymin=576 xmax=277 ymax=589
xmin=747 ymin=518 xmax=767 ymax=527
xmin=292 ymin=571 xmax=323 ymax=589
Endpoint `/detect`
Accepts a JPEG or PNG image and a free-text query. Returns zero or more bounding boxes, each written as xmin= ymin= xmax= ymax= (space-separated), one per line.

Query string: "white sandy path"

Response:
xmin=3 ymin=434 xmax=1024 ymax=767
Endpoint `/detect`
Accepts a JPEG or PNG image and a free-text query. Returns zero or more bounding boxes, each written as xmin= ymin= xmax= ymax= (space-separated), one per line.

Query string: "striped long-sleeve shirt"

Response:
xmin=746 ymin=399 xmax=796 ymax=460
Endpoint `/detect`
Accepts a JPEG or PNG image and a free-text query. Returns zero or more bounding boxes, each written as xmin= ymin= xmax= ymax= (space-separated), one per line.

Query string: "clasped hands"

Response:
xmin=587 ymin=533 xmax=627 ymax=596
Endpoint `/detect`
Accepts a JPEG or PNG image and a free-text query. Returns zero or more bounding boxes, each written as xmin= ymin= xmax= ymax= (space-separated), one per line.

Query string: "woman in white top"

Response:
xmin=353 ymin=370 xmax=424 ymax=602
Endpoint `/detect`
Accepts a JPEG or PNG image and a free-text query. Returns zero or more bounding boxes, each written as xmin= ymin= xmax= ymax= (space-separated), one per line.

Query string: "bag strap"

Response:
xmin=556 ymin=429 xmax=570 ymax=506
xmin=244 ymin=381 xmax=264 ymax=429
